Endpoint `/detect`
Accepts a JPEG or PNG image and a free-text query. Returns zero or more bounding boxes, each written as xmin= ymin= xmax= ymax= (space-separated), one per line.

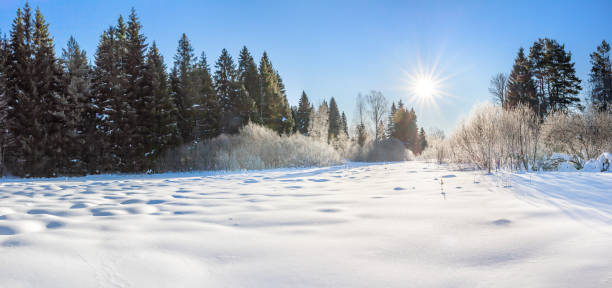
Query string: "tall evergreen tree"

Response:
xmin=276 ymin=72 xmax=294 ymax=134
xmin=237 ymin=46 xmax=260 ymax=122
xmin=418 ymin=127 xmax=428 ymax=154
xmin=528 ymin=38 xmax=581 ymax=114
xmin=171 ymin=33 xmax=195 ymax=143
xmin=61 ymin=36 xmax=92 ymax=175
xmin=91 ymin=26 xmax=121 ymax=172
xmin=214 ymin=48 xmax=243 ymax=133
xmin=507 ymin=48 xmax=537 ymax=111
xmin=143 ymin=42 xmax=177 ymax=163
xmin=259 ymin=52 xmax=293 ymax=134
xmin=390 ymin=103 xmax=418 ymax=150
xmin=341 ymin=112 xmax=349 ymax=137
xmin=295 ymin=91 xmax=312 ymax=135
xmin=0 ymin=31 xmax=11 ymax=175
xmin=124 ymin=8 xmax=149 ymax=171
xmin=387 ymin=102 xmax=397 ymax=138
xmin=589 ymin=40 xmax=612 ymax=111
xmin=5 ymin=4 xmax=66 ymax=177
xmin=193 ymin=52 xmax=220 ymax=140
xmin=328 ymin=97 xmax=341 ymax=141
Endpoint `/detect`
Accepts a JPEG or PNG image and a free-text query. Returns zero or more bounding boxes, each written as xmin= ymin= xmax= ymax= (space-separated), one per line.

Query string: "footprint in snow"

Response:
xmin=492 ymin=219 xmax=512 ymax=226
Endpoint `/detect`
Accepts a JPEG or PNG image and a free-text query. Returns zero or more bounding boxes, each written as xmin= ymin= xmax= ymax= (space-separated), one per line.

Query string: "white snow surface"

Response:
xmin=1 ymin=162 xmax=611 ymax=287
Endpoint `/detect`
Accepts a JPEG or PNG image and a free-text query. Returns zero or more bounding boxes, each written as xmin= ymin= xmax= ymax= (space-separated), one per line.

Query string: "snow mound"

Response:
xmin=582 ymin=152 xmax=611 ymax=172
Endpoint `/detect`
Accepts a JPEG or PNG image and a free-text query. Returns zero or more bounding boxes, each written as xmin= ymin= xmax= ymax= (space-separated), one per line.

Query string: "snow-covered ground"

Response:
xmin=0 ymin=162 xmax=611 ymax=287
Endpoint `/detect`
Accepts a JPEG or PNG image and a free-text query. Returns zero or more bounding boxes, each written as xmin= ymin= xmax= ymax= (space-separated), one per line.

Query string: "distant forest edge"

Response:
xmin=0 ymin=3 xmax=425 ymax=177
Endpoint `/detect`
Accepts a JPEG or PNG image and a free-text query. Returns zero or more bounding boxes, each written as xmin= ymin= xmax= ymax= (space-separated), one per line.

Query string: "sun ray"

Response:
xmin=398 ymin=58 xmax=453 ymax=111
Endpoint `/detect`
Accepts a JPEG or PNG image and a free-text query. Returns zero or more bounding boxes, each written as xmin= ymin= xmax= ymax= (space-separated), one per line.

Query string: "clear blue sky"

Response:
xmin=2 ymin=0 xmax=611 ymax=133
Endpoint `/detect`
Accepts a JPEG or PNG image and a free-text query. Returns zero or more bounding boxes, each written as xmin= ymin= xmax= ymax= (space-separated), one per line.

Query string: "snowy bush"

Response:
xmin=157 ymin=123 xmax=344 ymax=171
xmin=347 ymin=138 xmax=412 ymax=162
xmin=434 ymin=102 xmax=611 ymax=172
xmin=541 ymin=108 xmax=612 ymax=165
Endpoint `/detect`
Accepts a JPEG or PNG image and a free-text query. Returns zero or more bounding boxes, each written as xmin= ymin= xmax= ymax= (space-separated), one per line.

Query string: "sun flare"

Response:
xmin=401 ymin=61 xmax=450 ymax=110
xmin=413 ymin=76 xmax=437 ymax=99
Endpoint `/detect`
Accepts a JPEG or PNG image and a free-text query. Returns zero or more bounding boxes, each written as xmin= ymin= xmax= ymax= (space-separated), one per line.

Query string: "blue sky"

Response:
xmin=1 ymin=0 xmax=611 ymax=132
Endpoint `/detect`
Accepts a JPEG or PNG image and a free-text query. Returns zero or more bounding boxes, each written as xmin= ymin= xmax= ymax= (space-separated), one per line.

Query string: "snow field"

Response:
xmin=0 ymin=162 xmax=611 ymax=287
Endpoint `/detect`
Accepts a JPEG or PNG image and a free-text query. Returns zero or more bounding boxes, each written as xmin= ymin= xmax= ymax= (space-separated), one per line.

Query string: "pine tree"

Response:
xmin=419 ymin=127 xmax=428 ymax=153
xmin=0 ymin=32 xmax=11 ymax=175
xmin=124 ymin=8 xmax=149 ymax=171
xmin=387 ymin=102 xmax=397 ymax=138
xmin=295 ymin=91 xmax=312 ymax=135
xmin=341 ymin=112 xmax=349 ymax=137
xmin=507 ymin=48 xmax=537 ymax=111
xmin=214 ymin=48 xmax=243 ymax=133
xmin=91 ymin=26 xmax=119 ymax=172
xmin=61 ymin=36 xmax=92 ymax=175
xmin=144 ymin=42 xmax=177 ymax=163
xmin=259 ymin=52 xmax=293 ymax=134
xmin=549 ymin=42 xmax=581 ymax=112
xmin=390 ymin=103 xmax=418 ymax=150
xmin=328 ymin=97 xmax=341 ymax=141
xmin=276 ymin=72 xmax=294 ymax=134
xmin=589 ymin=40 xmax=612 ymax=111
xmin=237 ymin=46 xmax=260 ymax=123
xmin=528 ymin=38 xmax=581 ymax=114
xmin=171 ymin=33 xmax=195 ymax=143
xmin=5 ymin=4 xmax=66 ymax=177
xmin=193 ymin=52 xmax=220 ymax=140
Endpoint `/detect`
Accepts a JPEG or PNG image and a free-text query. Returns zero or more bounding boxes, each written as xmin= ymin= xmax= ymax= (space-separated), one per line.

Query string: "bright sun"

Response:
xmin=413 ymin=76 xmax=437 ymax=99
xmin=401 ymin=62 xmax=450 ymax=110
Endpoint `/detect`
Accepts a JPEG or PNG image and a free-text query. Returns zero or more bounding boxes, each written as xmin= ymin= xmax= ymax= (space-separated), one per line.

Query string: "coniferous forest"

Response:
xmin=0 ymin=4 xmax=426 ymax=177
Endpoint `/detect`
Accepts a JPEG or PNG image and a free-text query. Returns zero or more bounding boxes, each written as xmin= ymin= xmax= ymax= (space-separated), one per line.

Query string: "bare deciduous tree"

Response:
xmin=489 ymin=73 xmax=508 ymax=107
xmin=366 ymin=90 xmax=388 ymax=141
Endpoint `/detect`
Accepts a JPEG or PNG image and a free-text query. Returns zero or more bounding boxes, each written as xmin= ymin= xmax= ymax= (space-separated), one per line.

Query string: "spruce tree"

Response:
xmin=328 ymin=97 xmax=341 ymax=141
xmin=144 ymin=42 xmax=177 ymax=163
xmin=91 ymin=27 xmax=120 ymax=172
xmin=5 ymin=4 xmax=66 ymax=177
xmin=214 ymin=48 xmax=243 ymax=133
xmin=124 ymin=8 xmax=149 ymax=171
xmin=0 ymin=32 xmax=10 ymax=175
xmin=61 ymin=36 xmax=92 ymax=175
xmin=276 ymin=72 xmax=294 ymax=134
xmin=507 ymin=48 xmax=537 ymax=111
xmin=589 ymin=40 xmax=612 ymax=111
xmin=171 ymin=33 xmax=195 ymax=143
xmin=296 ymin=91 xmax=312 ymax=135
xmin=193 ymin=52 xmax=220 ymax=139
xmin=528 ymin=38 xmax=581 ymax=114
xmin=238 ymin=46 xmax=261 ymax=123
xmin=259 ymin=52 xmax=293 ymax=134
xmin=341 ymin=112 xmax=349 ymax=137
xmin=387 ymin=102 xmax=397 ymax=138
xmin=419 ymin=127 xmax=428 ymax=153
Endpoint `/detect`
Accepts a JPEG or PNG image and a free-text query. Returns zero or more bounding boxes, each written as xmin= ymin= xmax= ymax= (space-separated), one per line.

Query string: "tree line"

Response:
xmin=426 ymin=38 xmax=612 ymax=172
xmin=1 ymin=3 xmax=429 ymax=177
xmin=0 ymin=4 xmax=331 ymax=177
xmin=490 ymin=38 xmax=612 ymax=114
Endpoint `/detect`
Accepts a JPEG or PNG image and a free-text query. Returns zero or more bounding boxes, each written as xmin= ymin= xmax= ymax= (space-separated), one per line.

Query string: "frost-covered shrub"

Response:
xmin=434 ymin=102 xmax=610 ymax=172
xmin=542 ymin=108 xmax=612 ymax=164
xmin=157 ymin=123 xmax=343 ymax=171
xmin=348 ymin=138 xmax=412 ymax=162
xmin=418 ymin=129 xmax=446 ymax=164
xmin=432 ymin=103 xmax=543 ymax=172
